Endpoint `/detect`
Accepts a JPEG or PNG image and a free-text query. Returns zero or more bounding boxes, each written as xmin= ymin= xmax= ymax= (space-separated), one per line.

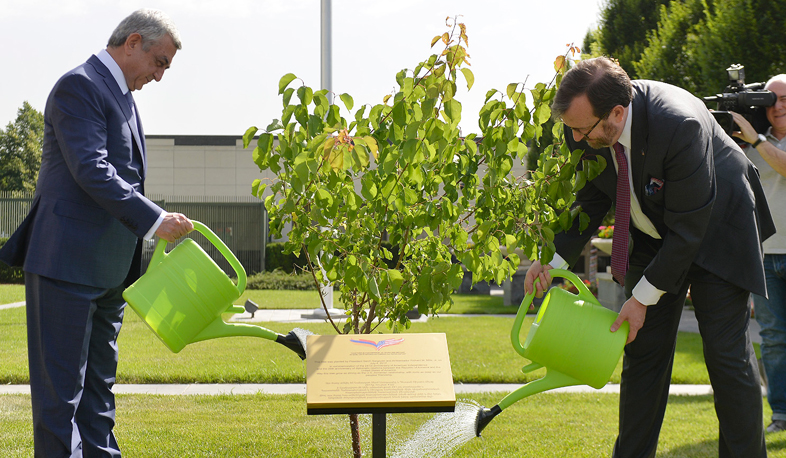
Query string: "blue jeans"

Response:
xmin=753 ymin=254 xmax=786 ymax=421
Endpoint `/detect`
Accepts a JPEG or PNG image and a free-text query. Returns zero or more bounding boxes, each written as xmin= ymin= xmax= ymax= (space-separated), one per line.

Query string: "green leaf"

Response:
xmin=534 ymin=103 xmax=551 ymax=125
xmin=392 ymin=101 xmax=406 ymax=126
xmin=307 ymin=238 xmax=323 ymax=259
xmin=442 ymin=80 xmax=456 ymax=102
xmin=444 ymin=99 xmax=462 ymax=125
xmin=326 ymin=105 xmax=341 ymax=128
xmin=316 ymin=188 xmax=333 ymax=207
xmin=361 ymin=178 xmax=378 ymax=200
xmin=297 ymin=86 xmax=313 ymax=105
xmin=506 ymin=83 xmax=518 ymax=100
xmin=278 ymin=73 xmax=297 ymax=95
xmin=460 ymin=68 xmax=474 ymax=90
xmin=242 ymin=126 xmax=258 ymax=149
xmin=579 ymin=212 xmax=591 ymax=232
xmin=386 ymin=269 xmax=404 ymax=294
xmin=265 ymin=119 xmax=283 ymax=132
xmin=541 ymin=226 xmax=555 ymax=242
xmin=368 ymin=276 xmax=381 ymax=300
xmin=352 ymin=144 xmax=370 ymax=170
xmin=363 ymin=136 xmax=379 ymax=159
xmin=282 ymin=88 xmax=295 ymax=107
xmin=340 ymin=93 xmax=354 ymax=111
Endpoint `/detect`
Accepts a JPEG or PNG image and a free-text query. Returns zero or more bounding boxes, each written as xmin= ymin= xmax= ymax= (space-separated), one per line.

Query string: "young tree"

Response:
xmin=0 ymin=101 xmax=44 ymax=192
xmin=245 ymin=20 xmax=594 ymax=457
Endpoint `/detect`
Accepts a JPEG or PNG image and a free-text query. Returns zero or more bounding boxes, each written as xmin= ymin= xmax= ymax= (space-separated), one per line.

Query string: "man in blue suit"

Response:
xmin=0 ymin=9 xmax=193 ymax=457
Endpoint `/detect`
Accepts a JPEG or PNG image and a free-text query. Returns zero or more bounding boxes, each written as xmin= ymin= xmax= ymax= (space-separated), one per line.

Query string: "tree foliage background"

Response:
xmin=0 ymin=101 xmax=43 ymax=192
xmin=585 ymin=0 xmax=786 ymax=96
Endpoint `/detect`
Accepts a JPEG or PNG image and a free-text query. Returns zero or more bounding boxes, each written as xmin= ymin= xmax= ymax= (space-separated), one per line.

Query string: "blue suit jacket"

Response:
xmin=554 ymin=80 xmax=776 ymax=297
xmin=0 ymin=55 xmax=161 ymax=288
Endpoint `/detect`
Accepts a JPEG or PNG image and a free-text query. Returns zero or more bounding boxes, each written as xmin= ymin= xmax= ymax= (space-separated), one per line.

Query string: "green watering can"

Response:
xmin=123 ymin=221 xmax=306 ymax=359
xmin=475 ymin=269 xmax=629 ymax=435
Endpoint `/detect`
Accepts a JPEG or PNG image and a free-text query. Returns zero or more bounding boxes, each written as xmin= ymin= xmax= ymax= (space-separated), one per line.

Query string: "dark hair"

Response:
xmin=552 ymin=57 xmax=633 ymax=119
xmin=107 ymin=9 xmax=182 ymax=51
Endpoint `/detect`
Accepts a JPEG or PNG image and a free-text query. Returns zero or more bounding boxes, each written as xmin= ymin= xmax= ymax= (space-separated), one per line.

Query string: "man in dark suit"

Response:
xmin=0 ymin=9 xmax=192 ymax=457
xmin=525 ymin=57 xmax=774 ymax=457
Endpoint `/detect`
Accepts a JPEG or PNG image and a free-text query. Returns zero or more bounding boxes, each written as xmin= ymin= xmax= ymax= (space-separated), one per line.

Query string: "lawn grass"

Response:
xmin=1 ymin=392 xmax=784 ymax=457
xmin=0 ymin=284 xmax=24 ymax=304
xmin=0 ymin=305 xmax=715 ymax=385
xmin=0 ymin=286 xmax=778 ymax=457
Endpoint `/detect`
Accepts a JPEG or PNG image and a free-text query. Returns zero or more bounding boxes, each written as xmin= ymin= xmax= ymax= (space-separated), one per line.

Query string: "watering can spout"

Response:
xmin=497 ymin=369 xmax=583 ymax=411
xmin=475 ymin=404 xmax=502 ymax=436
xmin=276 ymin=331 xmax=307 ymax=360
xmin=192 ymin=317 xmax=280 ymax=344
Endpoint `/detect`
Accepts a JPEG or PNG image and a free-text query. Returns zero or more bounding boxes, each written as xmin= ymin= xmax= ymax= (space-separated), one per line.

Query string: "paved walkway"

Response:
xmin=0 ymin=301 xmax=763 ymax=397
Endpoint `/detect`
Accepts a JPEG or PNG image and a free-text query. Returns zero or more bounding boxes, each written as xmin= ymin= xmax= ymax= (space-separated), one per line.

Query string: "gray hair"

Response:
xmin=107 ymin=9 xmax=182 ymax=51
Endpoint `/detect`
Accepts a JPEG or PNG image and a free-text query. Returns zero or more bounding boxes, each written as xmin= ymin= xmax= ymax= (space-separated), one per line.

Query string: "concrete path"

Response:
xmin=0 ymin=382 xmax=728 ymax=396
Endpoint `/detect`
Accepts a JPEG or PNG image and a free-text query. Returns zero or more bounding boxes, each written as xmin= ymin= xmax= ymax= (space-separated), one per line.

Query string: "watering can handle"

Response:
xmin=148 ymin=221 xmax=247 ymax=294
xmin=510 ymin=268 xmax=588 ymax=357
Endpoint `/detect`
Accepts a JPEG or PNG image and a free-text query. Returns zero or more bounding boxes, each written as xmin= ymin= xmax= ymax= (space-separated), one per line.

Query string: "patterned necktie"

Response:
xmin=611 ymin=142 xmax=630 ymax=286
xmin=125 ymin=91 xmax=139 ymax=133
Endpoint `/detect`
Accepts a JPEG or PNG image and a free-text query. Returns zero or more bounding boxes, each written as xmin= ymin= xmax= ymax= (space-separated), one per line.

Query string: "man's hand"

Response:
xmin=524 ymin=260 xmax=553 ymax=298
xmin=611 ymin=296 xmax=647 ymax=344
xmin=155 ymin=213 xmax=193 ymax=243
xmin=729 ymin=111 xmax=758 ymax=144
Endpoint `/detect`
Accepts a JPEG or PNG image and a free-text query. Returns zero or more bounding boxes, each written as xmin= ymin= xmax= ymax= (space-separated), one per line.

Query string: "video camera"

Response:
xmin=703 ymin=64 xmax=775 ymax=136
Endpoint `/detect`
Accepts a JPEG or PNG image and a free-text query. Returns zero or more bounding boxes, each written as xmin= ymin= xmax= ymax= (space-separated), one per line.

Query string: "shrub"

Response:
xmin=246 ymin=269 xmax=318 ymax=290
xmin=264 ymin=242 xmax=307 ymax=273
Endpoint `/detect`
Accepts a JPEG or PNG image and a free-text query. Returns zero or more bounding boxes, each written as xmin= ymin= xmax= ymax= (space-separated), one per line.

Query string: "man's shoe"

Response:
xmin=767 ymin=420 xmax=786 ymax=433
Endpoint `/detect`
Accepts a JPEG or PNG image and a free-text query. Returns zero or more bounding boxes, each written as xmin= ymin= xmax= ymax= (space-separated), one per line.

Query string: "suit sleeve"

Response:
xmin=49 ymin=73 xmax=161 ymax=238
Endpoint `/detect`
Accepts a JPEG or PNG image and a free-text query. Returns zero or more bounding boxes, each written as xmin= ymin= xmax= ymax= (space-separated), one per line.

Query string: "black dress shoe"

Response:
xmin=767 ymin=420 xmax=786 ymax=433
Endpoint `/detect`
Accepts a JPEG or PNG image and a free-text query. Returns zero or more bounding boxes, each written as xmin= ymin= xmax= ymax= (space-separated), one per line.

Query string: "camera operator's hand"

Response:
xmin=729 ymin=111 xmax=758 ymax=144
xmin=730 ymin=111 xmax=786 ymax=178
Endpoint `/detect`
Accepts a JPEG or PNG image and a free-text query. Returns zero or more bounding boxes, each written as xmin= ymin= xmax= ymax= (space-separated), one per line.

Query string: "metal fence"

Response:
xmin=0 ymin=191 xmax=268 ymax=276
xmin=0 ymin=191 xmax=34 ymax=239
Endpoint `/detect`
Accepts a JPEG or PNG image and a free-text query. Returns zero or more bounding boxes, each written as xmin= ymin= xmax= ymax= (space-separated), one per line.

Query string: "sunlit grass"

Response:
xmin=0 ymin=305 xmax=717 ymax=385
xmin=1 ymin=392 xmax=783 ymax=457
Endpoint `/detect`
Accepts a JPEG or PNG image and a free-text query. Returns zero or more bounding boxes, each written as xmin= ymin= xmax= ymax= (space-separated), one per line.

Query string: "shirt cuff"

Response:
xmin=548 ymin=253 xmax=570 ymax=270
xmin=143 ymin=211 xmax=166 ymax=241
xmin=632 ymin=275 xmax=666 ymax=306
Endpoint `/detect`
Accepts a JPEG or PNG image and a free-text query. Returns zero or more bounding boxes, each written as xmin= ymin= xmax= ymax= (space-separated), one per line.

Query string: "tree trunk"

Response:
xmin=350 ymin=413 xmax=362 ymax=458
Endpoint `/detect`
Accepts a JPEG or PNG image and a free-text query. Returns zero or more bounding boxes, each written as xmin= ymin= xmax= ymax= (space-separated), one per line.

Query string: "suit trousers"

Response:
xmin=611 ymin=231 xmax=766 ymax=458
xmin=25 ymin=272 xmax=125 ymax=458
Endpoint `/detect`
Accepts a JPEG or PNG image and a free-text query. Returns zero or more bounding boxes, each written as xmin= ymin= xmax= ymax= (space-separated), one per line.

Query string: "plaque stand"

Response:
xmin=306 ymin=333 xmax=456 ymax=457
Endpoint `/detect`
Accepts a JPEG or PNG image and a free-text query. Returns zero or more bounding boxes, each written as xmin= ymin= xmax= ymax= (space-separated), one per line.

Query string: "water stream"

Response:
xmin=391 ymin=400 xmax=482 ymax=458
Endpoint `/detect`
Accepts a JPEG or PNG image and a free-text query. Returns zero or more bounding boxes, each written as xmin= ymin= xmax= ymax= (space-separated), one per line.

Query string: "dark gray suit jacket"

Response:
xmin=0 ymin=55 xmax=162 ymax=288
xmin=555 ymin=80 xmax=775 ymax=297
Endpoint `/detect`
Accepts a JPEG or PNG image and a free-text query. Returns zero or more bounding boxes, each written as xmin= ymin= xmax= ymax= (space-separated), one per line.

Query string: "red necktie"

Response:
xmin=611 ymin=142 xmax=630 ymax=286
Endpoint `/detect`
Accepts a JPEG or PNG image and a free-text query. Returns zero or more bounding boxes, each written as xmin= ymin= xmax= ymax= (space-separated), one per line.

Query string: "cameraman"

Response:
xmin=731 ymin=74 xmax=786 ymax=433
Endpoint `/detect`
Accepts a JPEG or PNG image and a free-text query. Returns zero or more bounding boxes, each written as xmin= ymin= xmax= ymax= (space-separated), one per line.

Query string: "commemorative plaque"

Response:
xmin=306 ymin=333 xmax=456 ymax=415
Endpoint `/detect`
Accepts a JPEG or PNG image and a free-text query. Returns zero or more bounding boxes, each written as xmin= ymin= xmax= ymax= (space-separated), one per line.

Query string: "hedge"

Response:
xmin=245 ymin=269 xmax=317 ymax=290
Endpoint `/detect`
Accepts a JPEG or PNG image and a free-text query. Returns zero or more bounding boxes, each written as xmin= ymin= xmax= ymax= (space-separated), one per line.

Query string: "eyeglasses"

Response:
xmin=563 ymin=110 xmax=610 ymax=142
